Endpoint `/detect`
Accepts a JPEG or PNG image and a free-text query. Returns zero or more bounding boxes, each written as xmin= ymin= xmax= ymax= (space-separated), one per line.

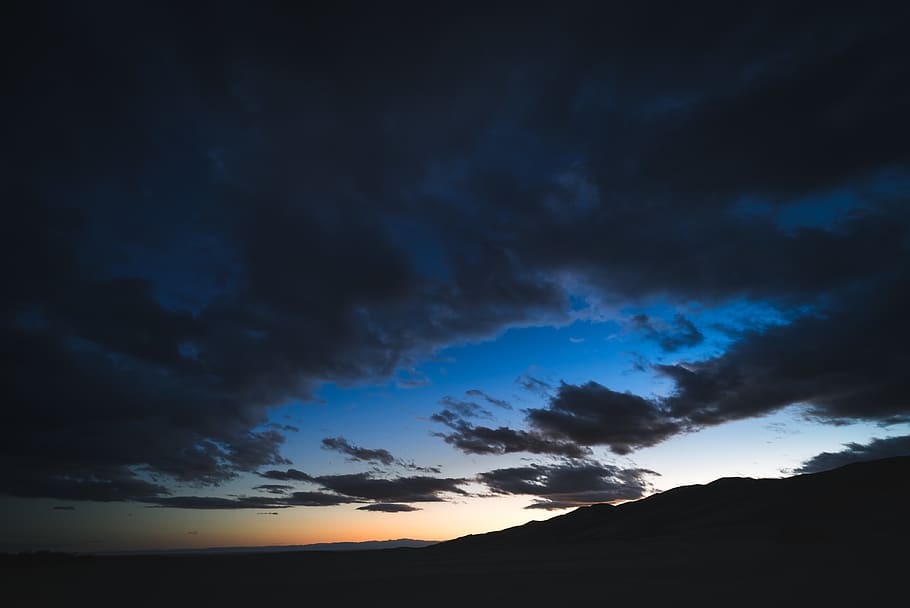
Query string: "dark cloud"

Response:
xmin=4 ymin=3 xmax=574 ymax=499
xmin=630 ymin=314 xmax=705 ymax=352
xmin=795 ymin=435 xmax=910 ymax=474
xmin=226 ymin=431 xmax=293 ymax=473
xmin=2 ymin=321 xmax=295 ymax=501
xmin=657 ymin=277 xmax=910 ymax=427
xmin=52 ymin=506 xmax=75 ymax=511
xmin=477 ymin=461 xmax=657 ymax=509
xmin=527 ymin=381 xmax=682 ymax=455
xmin=5 ymin=2 xmax=909 ymax=502
xmin=356 ymin=503 xmax=421 ymax=513
xmin=1 ymin=465 xmax=170 ymax=503
xmin=258 ymin=469 xmax=312 ymax=482
xmin=431 ymin=410 xmax=590 ymax=459
xmin=313 ymin=473 xmax=468 ymax=503
xmin=627 ymin=16 xmax=910 ymax=201
xmin=321 ymin=437 xmax=396 ymax=466
xmin=518 ymin=191 xmax=908 ymax=311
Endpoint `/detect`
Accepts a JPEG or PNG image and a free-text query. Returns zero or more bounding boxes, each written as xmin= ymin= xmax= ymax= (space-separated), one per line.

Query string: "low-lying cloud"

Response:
xmin=795 ymin=435 xmax=910 ymax=474
xmin=477 ymin=460 xmax=658 ymax=510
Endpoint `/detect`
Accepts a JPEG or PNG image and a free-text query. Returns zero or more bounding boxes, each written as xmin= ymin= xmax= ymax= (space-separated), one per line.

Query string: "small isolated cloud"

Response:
xmin=321 ymin=436 xmax=439 ymax=473
xmin=625 ymin=352 xmax=651 ymax=374
xmin=322 ymin=437 xmax=396 ymax=466
xmin=465 ymin=389 xmax=513 ymax=410
xmin=631 ymin=313 xmax=705 ymax=352
xmin=516 ymin=375 xmax=554 ymax=397
xmin=52 ymin=506 xmax=75 ymax=511
xmin=251 ymin=484 xmax=294 ymax=494
xmin=795 ymin=435 xmax=910 ymax=474
xmin=356 ymin=503 xmax=421 ymax=513
xmin=436 ymin=397 xmax=492 ymax=420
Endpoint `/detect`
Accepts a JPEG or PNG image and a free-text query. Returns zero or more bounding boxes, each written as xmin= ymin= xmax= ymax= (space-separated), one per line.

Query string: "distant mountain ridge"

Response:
xmin=97 ymin=538 xmax=437 ymax=556
xmin=436 ymin=455 xmax=910 ymax=551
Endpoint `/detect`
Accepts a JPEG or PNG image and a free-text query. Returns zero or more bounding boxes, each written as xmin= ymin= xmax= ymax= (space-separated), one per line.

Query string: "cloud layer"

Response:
xmin=4 ymin=3 xmax=909 ymax=503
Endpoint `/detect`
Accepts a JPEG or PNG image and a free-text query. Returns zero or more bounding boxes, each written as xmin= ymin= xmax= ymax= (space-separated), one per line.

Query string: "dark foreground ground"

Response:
xmin=1 ymin=537 xmax=902 ymax=607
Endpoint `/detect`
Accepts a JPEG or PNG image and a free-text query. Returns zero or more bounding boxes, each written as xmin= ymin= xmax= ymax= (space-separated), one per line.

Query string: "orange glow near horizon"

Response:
xmin=4 ymin=495 xmax=566 ymax=552
xmin=187 ymin=496 xmax=564 ymax=549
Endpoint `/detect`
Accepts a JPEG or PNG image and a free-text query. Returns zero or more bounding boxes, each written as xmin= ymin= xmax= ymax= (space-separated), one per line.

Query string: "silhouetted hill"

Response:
xmin=436 ymin=455 xmax=910 ymax=550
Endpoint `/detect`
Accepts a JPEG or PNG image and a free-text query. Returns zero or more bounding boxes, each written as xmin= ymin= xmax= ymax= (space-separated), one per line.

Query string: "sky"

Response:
xmin=4 ymin=2 xmax=910 ymax=553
